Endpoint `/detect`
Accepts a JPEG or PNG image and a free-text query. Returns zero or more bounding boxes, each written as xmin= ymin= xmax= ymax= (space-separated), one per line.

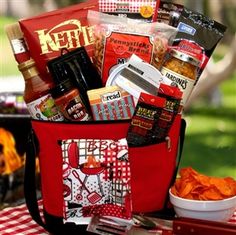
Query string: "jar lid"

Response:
xmin=18 ymin=58 xmax=36 ymax=71
xmin=169 ymin=49 xmax=200 ymax=67
xmin=50 ymin=79 xmax=75 ymax=99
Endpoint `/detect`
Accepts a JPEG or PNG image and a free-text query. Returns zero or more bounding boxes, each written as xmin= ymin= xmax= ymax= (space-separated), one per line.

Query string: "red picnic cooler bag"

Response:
xmin=24 ymin=115 xmax=186 ymax=234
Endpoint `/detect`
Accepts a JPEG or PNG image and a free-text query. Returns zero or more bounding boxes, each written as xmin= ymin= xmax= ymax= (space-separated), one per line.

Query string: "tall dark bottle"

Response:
xmin=18 ymin=59 xmax=64 ymax=121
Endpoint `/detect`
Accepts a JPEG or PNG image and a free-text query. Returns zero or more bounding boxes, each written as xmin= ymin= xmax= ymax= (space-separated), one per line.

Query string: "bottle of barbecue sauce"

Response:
xmin=18 ymin=58 xmax=64 ymax=121
xmin=50 ymin=79 xmax=91 ymax=122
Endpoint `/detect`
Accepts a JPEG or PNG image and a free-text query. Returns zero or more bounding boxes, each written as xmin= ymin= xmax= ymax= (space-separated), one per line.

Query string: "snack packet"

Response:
xmin=87 ymin=10 xmax=177 ymax=85
xmin=19 ymin=0 xmax=98 ymax=82
xmin=126 ymin=92 xmax=166 ymax=146
xmin=99 ymin=0 xmax=159 ymax=22
xmin=155 ymin=83 xmax=182 ymax=140
xmin=173 ymin=7 xmax=227 ymax=82
xmin=87 ymin=85 xmax=135 ymax=121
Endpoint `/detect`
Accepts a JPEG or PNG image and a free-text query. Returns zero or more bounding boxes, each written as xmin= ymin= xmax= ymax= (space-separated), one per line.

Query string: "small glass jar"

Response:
xmin=51 ymin=79 xmax=91 ymax=122
xmin=160 ymin=49 xmax=200 ymax=107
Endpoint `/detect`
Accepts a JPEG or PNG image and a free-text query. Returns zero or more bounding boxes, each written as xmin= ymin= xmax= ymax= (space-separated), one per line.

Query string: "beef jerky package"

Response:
xmin=126 ymin=92 xmax=166 ymax=147
xmin=173 ymin=7 xmax=227 ymax=82
xmin=19 ymin=0 xmax=98 ymax=82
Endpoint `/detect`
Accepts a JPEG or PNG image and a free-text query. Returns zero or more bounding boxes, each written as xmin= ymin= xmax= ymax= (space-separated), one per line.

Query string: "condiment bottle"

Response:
xmin=160 ymin=49 xmax=200 ymax=107
xmin=50 ymin=79 xmax=91 ymax=122
xmin=18 ymin=59 xmax=64 ymax=121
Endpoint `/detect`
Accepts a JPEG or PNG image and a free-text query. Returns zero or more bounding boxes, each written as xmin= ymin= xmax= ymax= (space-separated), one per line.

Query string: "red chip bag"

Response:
xmin=19 ymin=0 xmax=98 ymax=82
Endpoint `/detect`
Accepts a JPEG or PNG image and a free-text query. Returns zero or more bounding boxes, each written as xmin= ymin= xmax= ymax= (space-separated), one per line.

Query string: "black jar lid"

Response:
xmin=50 ymin=79 xmax=75 ymax=99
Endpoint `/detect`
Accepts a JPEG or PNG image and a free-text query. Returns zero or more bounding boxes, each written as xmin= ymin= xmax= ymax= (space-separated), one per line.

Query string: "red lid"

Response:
xmin=158 ymin=83 xmax=183 ymax=99
xmin=139 ymin=92 xmax=166 ymax=107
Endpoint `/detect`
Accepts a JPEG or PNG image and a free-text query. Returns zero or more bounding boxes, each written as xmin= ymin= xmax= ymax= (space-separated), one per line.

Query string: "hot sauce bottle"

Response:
xmin=50 ymin=79 xmax=91 ymax=122
xmin=18 ymin=59 xmax=64 ymax=121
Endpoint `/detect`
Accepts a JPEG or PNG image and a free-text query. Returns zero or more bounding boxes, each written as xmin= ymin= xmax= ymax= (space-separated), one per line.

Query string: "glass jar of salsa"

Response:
xmin=160 ymin=49 xmax=200 ymax=107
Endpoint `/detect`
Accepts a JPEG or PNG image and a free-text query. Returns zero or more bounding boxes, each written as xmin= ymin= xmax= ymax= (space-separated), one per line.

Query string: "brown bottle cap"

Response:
xmin=18 ymin=59 xmax=39 ymax=79
xmin=18 ymin=58 xmax=36 ymax=71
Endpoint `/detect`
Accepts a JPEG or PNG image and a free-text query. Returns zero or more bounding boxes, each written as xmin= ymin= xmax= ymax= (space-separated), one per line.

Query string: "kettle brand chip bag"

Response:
xmin=19 ymin=0 xmax=98 ymax=81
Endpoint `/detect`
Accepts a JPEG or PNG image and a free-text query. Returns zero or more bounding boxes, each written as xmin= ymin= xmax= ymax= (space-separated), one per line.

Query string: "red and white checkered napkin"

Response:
xmin=0 ymin=200 xmax=48 ymax=235
xmin=228 ymin=211 xmax=236 ymax=224
xmin=0 ymin=200 xmax=235 ymax=235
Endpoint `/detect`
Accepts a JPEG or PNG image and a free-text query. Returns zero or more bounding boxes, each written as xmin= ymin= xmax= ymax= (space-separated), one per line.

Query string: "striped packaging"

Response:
xmin=87 ymin=86 xmax=135 ymax=121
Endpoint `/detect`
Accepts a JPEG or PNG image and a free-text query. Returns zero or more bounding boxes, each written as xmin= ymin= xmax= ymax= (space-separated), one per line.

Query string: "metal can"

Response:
xmin=160 ymin=49 xmax=200 ymax=107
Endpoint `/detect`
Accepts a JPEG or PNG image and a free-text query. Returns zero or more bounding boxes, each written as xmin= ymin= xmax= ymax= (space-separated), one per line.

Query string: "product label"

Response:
xmin=11 ymin=38 xmax=28 ymax=54
xmin=35 ymin=19 xmax=94 ymax=55
xmin=177 ymin=22 xmax=196 ymax=36
xmin=102 ymin=31 xmax=153 ymax=84
xmin=161 ymin=67 xmax=195 ymax=106
xmin=88 ymin=86 xmax=135 ymax=121
xmin=127 ymin=93 xmax=165 ymax=146
xmin=27 ymin=94 xmax=64 ymax=121
xmin=139 ymin=5 xmax=154 ymax=18
xmin=65 ymin=96 xmax=90 ymax=121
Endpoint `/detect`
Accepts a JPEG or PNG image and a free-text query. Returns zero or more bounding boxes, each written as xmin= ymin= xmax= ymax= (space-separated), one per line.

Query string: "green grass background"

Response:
xmin=1 ymin=16 xmax=236 ymax=178
xmin=181 ymin=78 xmax=236 ymax=178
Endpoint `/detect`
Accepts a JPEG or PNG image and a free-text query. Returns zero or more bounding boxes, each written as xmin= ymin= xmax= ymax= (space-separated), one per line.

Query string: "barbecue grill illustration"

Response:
xmin=67 ymin=141 xmax=107 ymax=204
xmin=72 ymin=169 xmax=103 ymax=204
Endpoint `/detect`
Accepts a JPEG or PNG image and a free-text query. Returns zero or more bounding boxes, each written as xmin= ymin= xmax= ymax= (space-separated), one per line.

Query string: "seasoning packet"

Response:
xmin=87 ymin=10 xmax=177 ymax=85
xmin=87 ymin=86 xmax=135 ymax=121
xmin=126 ymin=92 xmax=166 ymax=146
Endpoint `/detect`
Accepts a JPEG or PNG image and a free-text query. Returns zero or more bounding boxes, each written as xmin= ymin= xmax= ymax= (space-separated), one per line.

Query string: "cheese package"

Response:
xmin=87 ymin=86 xmax=135 ymax=121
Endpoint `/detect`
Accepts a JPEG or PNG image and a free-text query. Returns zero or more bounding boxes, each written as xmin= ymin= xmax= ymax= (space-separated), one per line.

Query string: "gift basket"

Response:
xmin=5 ymin=0 xmax=235 ymax=235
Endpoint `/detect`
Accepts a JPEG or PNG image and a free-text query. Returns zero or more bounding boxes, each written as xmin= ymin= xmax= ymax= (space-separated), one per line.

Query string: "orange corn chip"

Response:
xmin=200 ymin=186 xmax=223 ymax=200
xmin=171 ymin=167 xmax=236 ymax=201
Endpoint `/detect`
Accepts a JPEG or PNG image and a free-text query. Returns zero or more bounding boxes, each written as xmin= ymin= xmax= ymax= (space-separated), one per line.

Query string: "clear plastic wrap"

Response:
xmin=88 ymin=10 xmax=177 ymax=85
